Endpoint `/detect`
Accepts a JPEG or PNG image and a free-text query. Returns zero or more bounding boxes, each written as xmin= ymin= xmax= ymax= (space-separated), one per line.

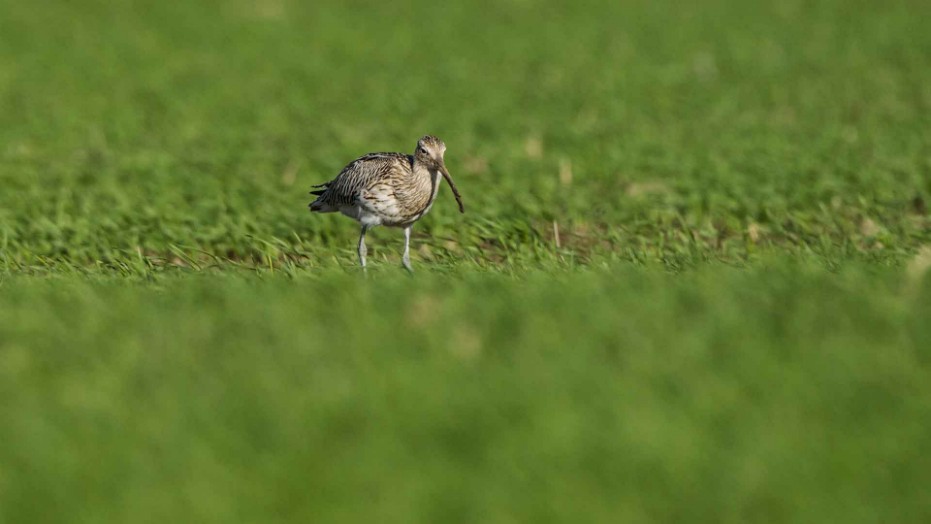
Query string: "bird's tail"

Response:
xmin=309 ymin=197 xmax=336 ymax=213
xmin=309 ymin=184 xmax=337 ymax=213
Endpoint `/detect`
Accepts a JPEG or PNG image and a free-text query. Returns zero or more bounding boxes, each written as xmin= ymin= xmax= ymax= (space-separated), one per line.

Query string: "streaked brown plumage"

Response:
xmin=309 ymin=135 xmax=464 ymax=270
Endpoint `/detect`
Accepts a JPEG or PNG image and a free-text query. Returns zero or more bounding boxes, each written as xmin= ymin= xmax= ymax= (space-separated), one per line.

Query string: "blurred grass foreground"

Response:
xmin=1 ymin=0 xmax=931 ymax=522
xmin=2 ymin=266 xmax=931 ymax=521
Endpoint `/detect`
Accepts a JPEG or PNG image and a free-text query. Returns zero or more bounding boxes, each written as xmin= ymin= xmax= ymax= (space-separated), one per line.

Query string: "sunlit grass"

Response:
xmin=2 ymin=0 xmax=931 ymax=521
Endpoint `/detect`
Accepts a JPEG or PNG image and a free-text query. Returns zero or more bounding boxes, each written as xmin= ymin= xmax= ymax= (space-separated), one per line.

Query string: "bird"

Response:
xmin=309 ymin=135 xmax=464 ymax=271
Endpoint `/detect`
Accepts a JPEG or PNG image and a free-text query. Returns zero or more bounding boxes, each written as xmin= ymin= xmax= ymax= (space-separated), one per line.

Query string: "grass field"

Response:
xmin=1 ymin=0 xmax=930 ymax=521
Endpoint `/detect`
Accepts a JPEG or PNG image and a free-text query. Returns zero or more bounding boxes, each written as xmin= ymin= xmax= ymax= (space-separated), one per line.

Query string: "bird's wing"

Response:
xmin=311 ymin=153 xmax=411 ymax=206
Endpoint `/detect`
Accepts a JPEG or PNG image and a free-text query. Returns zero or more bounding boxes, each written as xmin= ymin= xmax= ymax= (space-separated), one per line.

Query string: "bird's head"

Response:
xmin=415 ymin=135 xmax=463 ymax=213
xmin=415 ymin=135 xmax=446 ymax=166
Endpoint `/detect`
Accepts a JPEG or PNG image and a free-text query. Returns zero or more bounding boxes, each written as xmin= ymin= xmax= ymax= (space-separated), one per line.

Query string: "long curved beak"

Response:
xmin=439 ymin=164 xmax=464 ymax=213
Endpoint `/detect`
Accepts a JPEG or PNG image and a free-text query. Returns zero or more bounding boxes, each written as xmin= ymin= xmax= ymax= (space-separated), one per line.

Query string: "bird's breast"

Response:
xmin=388 ymin=168 xmax=440 ymax=223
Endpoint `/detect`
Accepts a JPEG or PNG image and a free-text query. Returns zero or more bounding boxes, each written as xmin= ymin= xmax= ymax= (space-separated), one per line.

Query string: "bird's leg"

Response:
xmin=358 ymin=225 xmax=369 ymax=269
xmin=402 ymin=225 xmax=413 ymax=273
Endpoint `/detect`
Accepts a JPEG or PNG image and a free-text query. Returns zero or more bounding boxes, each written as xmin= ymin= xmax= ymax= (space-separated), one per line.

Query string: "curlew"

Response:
xmin=309 ymin=135 xmax=464 ymax=271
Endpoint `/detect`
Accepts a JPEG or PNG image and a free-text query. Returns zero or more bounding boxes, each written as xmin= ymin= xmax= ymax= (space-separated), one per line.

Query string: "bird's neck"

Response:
xmin=412 ymin=160 xmax=438 ymax=183
xmin=411 ymin=160 xmax=442 ymax=204
xmin=412 ymin=157 xmax=430 ymax=173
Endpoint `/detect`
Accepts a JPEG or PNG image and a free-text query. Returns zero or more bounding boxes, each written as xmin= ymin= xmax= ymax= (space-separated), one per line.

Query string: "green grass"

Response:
xmin=1 ymin=0 xmax=929 ymax=271
xmin=2 ymin=0 xmax=931 ymax=521
xmin=2 ymin=265 xmax=931 ymax=522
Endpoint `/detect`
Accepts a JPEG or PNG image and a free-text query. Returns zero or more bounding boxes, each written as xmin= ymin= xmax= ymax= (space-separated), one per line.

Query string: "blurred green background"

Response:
xmin=1 ymin=0 xmax=930 ymax=521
